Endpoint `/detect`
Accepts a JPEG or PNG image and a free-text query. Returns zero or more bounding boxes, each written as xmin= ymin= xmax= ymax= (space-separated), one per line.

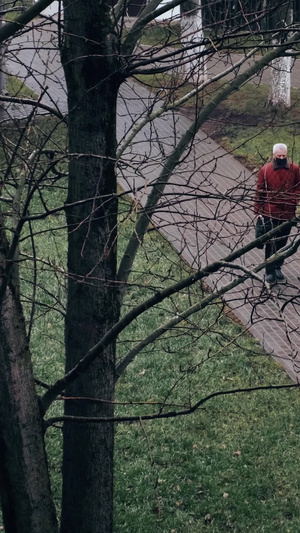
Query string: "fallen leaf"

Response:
xmin=204 ymin=513 xmax=212 ymax=524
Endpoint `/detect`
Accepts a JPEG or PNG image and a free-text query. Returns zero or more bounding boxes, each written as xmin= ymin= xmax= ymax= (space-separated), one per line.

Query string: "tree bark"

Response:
xmin=180 ymin=0 xmax=206 ymax=85
xmin=60 ymin=2 xmax=121 ymax=532
xmin=268 ymin=55 xmax=291 ymax=107
xmin=0 ymin=0 xmax=6 ymax=96
xmin=0 ymin=216 xmax=58 ymax=533
xmin=268 ymin=1 xmax=293 ymax=108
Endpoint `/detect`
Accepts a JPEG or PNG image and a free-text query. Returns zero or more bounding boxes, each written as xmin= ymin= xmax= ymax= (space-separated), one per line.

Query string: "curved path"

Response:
xmin=4 ymin=20 xmax=300 ymax=383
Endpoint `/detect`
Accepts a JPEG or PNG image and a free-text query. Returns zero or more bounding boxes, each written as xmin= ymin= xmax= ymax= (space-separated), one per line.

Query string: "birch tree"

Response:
xmin=268 ymin=1 xmax=293 ymax=107
xmin=180 ymin=0 xmax=206 ymax=84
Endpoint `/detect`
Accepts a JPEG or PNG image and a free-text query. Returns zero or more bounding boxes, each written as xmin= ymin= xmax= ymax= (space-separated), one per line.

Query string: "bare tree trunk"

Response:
xmin=0 ymin=49 xmax=5 ymax=94
xmin=60 ymin=1 xmax=121 ymax=532
xmin=180 ymin=0 xmax=206 ymax=85
xmin=268 ymin=55 xmax=291 ymax=107
xmin=0 ymin=216 xmax=58 ymax=533
xmin=0 ymin=0 xmax=6 ymax=123
xmin=0 ymin=0 xmax=5 ymax=95
xmin=268 ymin=2 xmax=293 ymax=108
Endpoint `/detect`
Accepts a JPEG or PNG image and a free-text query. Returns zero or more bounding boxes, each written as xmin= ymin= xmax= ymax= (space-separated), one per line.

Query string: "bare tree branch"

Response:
xmin=44 ymin=382 xmax=300 ymax=428
xmin=0 ymin=94 xmax=65 ymax=119
xmin=40 ymin=218 xmax=298 ymax=413
xmin=117 ymin=29 xmax=300 ymax=293
xmin=0 ymin=0 xmax=55 ymax=43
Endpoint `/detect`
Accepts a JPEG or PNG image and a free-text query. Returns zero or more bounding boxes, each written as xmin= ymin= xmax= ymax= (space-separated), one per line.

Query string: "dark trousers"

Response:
xmin=263 ymin=217 xmax=291 ymax=274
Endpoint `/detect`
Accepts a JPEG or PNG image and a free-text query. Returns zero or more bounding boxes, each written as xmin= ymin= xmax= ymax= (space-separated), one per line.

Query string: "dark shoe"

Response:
xmin=265 ymin=272 xmax=276 ymax=284
xmin=275 ymin=268 xmax=285 ymax=281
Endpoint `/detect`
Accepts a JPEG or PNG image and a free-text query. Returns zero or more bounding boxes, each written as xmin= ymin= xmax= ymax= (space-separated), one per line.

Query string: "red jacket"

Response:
xmin=254 ymin=160 xmax=300 ymax=220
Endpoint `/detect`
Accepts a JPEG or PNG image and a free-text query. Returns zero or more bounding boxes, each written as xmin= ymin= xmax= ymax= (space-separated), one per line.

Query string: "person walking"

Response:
xmin=254 ymin=143 xmax=300 ymax=283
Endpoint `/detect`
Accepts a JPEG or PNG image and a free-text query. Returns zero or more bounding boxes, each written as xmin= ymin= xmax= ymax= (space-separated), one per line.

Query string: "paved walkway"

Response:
xmin=4 ymin=21 xmax=300 ymax=383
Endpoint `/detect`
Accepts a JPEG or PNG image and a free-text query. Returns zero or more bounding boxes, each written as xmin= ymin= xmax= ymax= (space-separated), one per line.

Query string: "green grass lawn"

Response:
xmin=204 ymin=82 xmax=300 ymax=170
xmin=115 ymin=77 xmax=300 ymax=530
xmin=141 ymin=22 xmax=181 ymax=47
xmin=35 ymin=195 xmax=300 ymax=532
xmin=6 ymin=74 xmax=39 ymax=99
xmin=113 ymin=222 xmax=300 ymax=532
